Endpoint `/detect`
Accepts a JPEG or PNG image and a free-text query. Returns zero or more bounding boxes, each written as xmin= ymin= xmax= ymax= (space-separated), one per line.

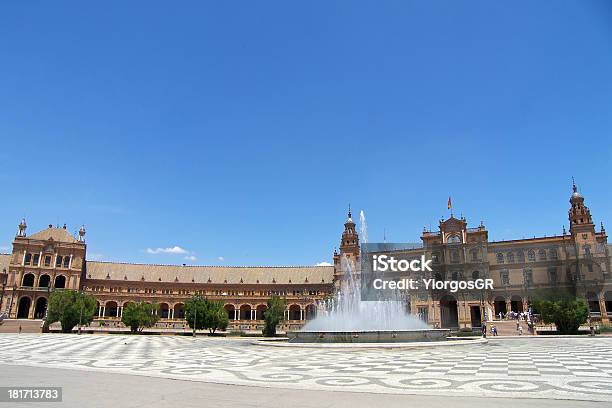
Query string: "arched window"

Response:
xmin=451 ymin=251 xmax=460 ymax=263
xmin=54 ymin=275 xmax=66 ymax=289
xmin=584 ymin=244 xmax=591 ymax=256
xmin=538 ymin=249 xmax=547 ymax=261
xmin=288 ymin=304 xmax=301 ymax=320
xmin=24 ymin=253 xmax=32 ymax=265
xmin=527 ymin=250 xmax=536 ymax=262
xmin=548 ymin=267 xmax=558 ymax=283
xmin=38 ymin=274 xmax=50 ymax=288
xmin=22 ymin=273 xmax=35 ymax=287
xmin=549 ymin=248 xmax=558 ymax=260
xmin=523 ymin=268 xmax=533 ymax=286
xmin=56 ymin=256 xmax=63 ymax=267
xmin=63 ymin=257 xmax=70 ymax=268
xmin=507 ymin=253 xmax=515 ymax=263
xmin=470 ymin=249 xmax=478 ymax=261
xmin=500 ymin=269 xmax=509 ymax=285
xmin=472 ymin=271 xmax=479 ymax=279
xmin=496 ymin=253 xmax=504 ymax=264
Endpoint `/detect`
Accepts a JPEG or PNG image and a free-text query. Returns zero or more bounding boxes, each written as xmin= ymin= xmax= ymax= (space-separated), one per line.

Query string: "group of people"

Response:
xmin=480 ymin=307 xmax=536 ymax=337
xmin=498 ymin=310 xmax=531 ymax=321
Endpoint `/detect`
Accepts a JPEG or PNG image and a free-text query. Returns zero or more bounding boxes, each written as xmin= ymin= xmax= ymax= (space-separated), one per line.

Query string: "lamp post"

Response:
xmin=0 ymin=268 xmax=7 ymax=314
xmin=480 ymin=286 xmax=487 ymax=338
xmin=480 ymin=287 xmax=484 ymax=322
xmin=44 ymin=285 xmax=50 ymax=319
xmin=8 ymin=283 xmax=17 ymax=317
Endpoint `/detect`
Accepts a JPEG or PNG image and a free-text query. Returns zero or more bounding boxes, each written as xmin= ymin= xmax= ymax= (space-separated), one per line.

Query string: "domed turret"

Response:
xmin=568 ymin=179 xmax=594 ymax=236
xmin=346 ymin=205 xmax=354 ymax=224
xmin=570 ymin=178 xmax=583 ymax=202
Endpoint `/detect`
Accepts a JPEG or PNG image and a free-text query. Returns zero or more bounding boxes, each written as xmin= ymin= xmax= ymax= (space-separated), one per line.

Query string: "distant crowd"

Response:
xmin=483 ymin=308 xmax=536 ymax=337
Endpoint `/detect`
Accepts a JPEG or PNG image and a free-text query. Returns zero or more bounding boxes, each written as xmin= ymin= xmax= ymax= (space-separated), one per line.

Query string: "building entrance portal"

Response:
xmin=470 ymin=305 xmax=481 ymax=328
xmin=17 ymin=297 xmax=31 ymax=319
xmin=440 ymin=296 xmax=458 ymax=328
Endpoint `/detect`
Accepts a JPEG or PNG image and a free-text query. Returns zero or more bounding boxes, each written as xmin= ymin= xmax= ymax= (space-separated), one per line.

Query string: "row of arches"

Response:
xmin=16 ymin=296 xmax=48 ymax=319
xmin=21 ymin=273 xmax=66 ymax=289
xmin=493 ymin=295 xmax=528 ymax=316
xmin=96 ymin=301 xmax=188 ymax=319
xmin=586 ymin=291 xmax=612 ymax=315
xmin=496 ymin=248 xmax=558 ymax=264
xmin=491 ymin=293 xmax=612 ymax=317
xmin=94 ymin=301 xmax=318 ymax=321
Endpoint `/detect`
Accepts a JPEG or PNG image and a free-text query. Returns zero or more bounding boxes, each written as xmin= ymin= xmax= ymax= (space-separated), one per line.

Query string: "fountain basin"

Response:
xmin=288 ymin=329 xmax=450 ymax=343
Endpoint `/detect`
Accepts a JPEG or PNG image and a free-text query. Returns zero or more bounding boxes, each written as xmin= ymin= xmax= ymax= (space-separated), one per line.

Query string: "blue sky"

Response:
xmin=0 ymin=1 xmax=611 ymax=266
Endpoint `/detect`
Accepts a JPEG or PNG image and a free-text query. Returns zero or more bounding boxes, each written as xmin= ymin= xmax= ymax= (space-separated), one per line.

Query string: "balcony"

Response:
xmin=18 ymin=286 xmax=52 ymax=292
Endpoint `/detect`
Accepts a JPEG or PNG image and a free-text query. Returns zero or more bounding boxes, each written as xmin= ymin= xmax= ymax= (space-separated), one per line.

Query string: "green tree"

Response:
xmin=121 ymin=302 xmax=160 ymax=333
xmin=533 ymin=297 xmax=589 ymax=334
xmin=203 ymin=300 xmax=229 ymax=334
xmin=185 ymin=296 xmax=229 ymax=334
xmin=46 ymin=290 xmax=97 ymax=333
xmin=185 ymin=295 xmax=207 ymax=331
xmin=263 ymin=295 xmax=287 ymax=337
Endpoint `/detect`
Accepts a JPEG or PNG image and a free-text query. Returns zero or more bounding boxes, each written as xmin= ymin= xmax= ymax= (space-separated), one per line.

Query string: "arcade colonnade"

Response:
xmin=9 ymin=272 xmax=75 ymax=319
xmin=93 ymin=300 xmax=319 ymax=327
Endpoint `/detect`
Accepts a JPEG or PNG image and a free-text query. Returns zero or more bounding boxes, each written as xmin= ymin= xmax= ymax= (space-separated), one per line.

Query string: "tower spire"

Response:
xmin=568 ymin=181 xmax=594 ymax=236
xmin=339 ymin=206 xmax=359 ymax=257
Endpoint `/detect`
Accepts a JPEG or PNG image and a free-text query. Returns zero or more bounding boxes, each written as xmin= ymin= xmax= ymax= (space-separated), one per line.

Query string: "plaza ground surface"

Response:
xmin=1 ymin=334 xmax=612 ymax=407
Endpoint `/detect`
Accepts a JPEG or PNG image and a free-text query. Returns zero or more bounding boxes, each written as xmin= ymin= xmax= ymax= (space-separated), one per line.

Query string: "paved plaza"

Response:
xmin=1 ymin=334 xmax=612 ymax=405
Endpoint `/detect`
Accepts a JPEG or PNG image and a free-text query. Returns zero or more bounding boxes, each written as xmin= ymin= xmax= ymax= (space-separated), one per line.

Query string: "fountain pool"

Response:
xmin=287 ymin=210 xmax=451 ymax=343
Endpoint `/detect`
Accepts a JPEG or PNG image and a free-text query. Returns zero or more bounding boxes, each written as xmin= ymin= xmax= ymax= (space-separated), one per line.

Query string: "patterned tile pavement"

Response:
xmin=1 ymin=334 xmax=612 ymax=402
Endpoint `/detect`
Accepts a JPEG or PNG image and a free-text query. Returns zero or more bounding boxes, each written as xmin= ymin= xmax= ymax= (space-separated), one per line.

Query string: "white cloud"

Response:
xmin=184 ymin=255 xmax=197 ymax=261
xmin=0 ymin=245 xmax=10 ymax=253
xmin=145 ymin=246 xmax=189 ymax=255
xmin=218 ymin=256 xmax=225 ymax=261
xmin=316 ymin=261 xmax=332 ymax=266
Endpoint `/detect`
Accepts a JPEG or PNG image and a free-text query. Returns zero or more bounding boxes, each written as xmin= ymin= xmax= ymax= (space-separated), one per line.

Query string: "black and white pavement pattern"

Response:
xmin=1 ymin=334 xmax=611 ymax=402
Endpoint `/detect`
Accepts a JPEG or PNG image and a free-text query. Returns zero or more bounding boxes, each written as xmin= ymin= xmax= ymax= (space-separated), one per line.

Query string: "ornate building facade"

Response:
xmin=1 ymin=182 xmax=610 ymax=330
xmin=332 ymin=182 xmax=611 ymax=328
xmin=0 ymin=223 xmax=334 ymax=331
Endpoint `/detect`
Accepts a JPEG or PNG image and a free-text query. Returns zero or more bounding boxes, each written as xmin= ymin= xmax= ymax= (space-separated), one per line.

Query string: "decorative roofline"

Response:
xmin=86 ymin=260 xmax=333 ymax=269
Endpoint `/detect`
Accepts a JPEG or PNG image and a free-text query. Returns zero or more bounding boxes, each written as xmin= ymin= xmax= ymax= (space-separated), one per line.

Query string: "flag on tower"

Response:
xmin=447 ymin=196 xmax=452 ymax=210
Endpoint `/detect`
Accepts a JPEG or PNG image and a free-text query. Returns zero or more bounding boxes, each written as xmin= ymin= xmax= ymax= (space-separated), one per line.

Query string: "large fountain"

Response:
xmin=288 ymin=211 xmax=450 ymax=343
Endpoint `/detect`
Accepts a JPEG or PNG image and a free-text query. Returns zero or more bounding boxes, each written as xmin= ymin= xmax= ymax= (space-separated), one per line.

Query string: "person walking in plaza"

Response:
xmin=18 ymin=324 xmax=22 ymax=334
